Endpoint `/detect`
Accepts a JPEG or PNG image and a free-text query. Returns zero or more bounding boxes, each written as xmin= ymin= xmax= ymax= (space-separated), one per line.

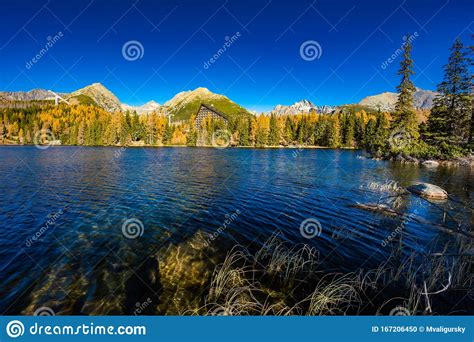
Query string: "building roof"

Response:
xmin=198 ymin=103 xmax=229 ymax=121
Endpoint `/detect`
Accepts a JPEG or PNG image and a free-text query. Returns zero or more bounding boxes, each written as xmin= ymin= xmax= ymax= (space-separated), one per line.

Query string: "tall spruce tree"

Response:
xmin=393 ymin=35 xmax=418 ymax=136
xmin=268 ymin=114 xmax=280 ymax=146
xmin=427 ymin=38 xmax=472 ymax=146
xmin=468 ymin=35 xmax=474 ymax=148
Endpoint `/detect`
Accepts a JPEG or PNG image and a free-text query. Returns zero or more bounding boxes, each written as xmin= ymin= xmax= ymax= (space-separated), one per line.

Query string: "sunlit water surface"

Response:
xmin=0 ymin=146 xmax=471 ymax=314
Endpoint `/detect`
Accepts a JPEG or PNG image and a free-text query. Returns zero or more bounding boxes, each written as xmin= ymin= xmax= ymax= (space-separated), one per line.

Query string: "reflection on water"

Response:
xmin=0 ymin=146 xmax=471 ymax=314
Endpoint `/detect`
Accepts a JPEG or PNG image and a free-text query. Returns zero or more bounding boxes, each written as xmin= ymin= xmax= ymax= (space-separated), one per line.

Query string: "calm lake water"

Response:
xmin=0 ymin=146 xmax=472 ymax=314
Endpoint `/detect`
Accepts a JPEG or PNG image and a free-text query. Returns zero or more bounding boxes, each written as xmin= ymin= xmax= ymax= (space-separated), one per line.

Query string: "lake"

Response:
xmin=0 ymin=146 xmax=472 ymax=315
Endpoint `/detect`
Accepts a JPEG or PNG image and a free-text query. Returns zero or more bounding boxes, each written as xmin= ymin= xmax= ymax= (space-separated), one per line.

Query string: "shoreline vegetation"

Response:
xmin=0 ymin=37 xmax=473 ymax=164
xmin=20 ymin=228 xmax=473 ymax=315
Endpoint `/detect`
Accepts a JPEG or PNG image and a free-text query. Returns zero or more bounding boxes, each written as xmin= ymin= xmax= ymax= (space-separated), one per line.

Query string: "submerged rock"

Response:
xmin=407 ymin=182 xmax=448 ymax=200
xmin=351 ymin=203 xmax=399 ymax=217
xmin=154 ymin=231 xmax=222 ymax=315
xmin=422 ymin=160 xmax=440 ymax=168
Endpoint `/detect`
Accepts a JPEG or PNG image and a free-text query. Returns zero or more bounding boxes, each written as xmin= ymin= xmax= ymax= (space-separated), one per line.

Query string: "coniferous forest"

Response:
xmin=1 ymin=37 xmax=472 ymax=160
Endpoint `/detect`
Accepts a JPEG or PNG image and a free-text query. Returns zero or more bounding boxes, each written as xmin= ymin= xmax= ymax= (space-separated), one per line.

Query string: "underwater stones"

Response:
xmin=155 ymin=231 xmax=221 ymax=314
xmin=407 ymin=182 xmax=448 ymax=200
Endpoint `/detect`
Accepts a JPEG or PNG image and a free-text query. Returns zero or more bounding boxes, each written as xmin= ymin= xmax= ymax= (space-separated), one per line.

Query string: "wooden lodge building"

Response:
xmin=194 ymin=104 xmax=229 ymax=129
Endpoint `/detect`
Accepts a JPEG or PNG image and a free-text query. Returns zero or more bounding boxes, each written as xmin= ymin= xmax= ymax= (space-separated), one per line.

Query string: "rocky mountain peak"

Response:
xmin=272 ymin=99 xmax=335 ymax=115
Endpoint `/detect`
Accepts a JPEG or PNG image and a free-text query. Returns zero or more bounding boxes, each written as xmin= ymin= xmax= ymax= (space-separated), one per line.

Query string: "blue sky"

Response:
xmin=0 ymin=0 xmax=472 ymax=112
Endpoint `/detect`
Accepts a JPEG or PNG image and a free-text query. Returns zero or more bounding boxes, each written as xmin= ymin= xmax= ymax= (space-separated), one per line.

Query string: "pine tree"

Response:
xmin=131 ymin=112 xmax=141 ymax=140
xmin=268 ymin=114 xmax=279 ymax=146
xmin=327 ymin=116 xmax=341 ymax=148
xmin=341 ymin=113 xmax=355 ymax=147
xmin=283 ymin=117 xmax=295 ymax=145
xmin=467 ymin=35 xmax=474 ymax=148
xmin=237 ymin=118 xmax=250 ymax=146
xmin=426 ymin=38 xmax=472 ymax=146
xmin=374 ymin=112 xmax=389 ymax=150
xmin=354 ymin=115 xmax=365 ymax=147
xmin=364 ymin=118 xmax=377 ymax=151
xmin=393 ymin=35 xmax=418 ymax=136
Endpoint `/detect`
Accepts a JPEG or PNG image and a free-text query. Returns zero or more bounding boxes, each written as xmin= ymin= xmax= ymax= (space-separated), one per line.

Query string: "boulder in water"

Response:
xmin=407 ymin=182 xmax=448 ymax=200
xmin=422 ymin=160 xmax=439 ymax=168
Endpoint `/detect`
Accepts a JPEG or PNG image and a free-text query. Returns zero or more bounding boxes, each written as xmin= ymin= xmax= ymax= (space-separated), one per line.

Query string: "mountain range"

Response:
xmin=0 ymin=83 xmax=252 ymax=120
xmin=358 ymin=88 xmax=437 ymax=111
xmin=0 ymin=83 xmax=437 ymax=119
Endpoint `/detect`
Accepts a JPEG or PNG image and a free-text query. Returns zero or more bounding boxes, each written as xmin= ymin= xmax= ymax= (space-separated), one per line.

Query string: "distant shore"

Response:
xmin=0 ymin=142 xmax=359 ymax=150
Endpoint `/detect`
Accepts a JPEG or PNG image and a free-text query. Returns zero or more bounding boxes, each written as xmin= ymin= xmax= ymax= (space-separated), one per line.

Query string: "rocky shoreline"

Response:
xmin=372 ymin=153 xmax=474 ymax=168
